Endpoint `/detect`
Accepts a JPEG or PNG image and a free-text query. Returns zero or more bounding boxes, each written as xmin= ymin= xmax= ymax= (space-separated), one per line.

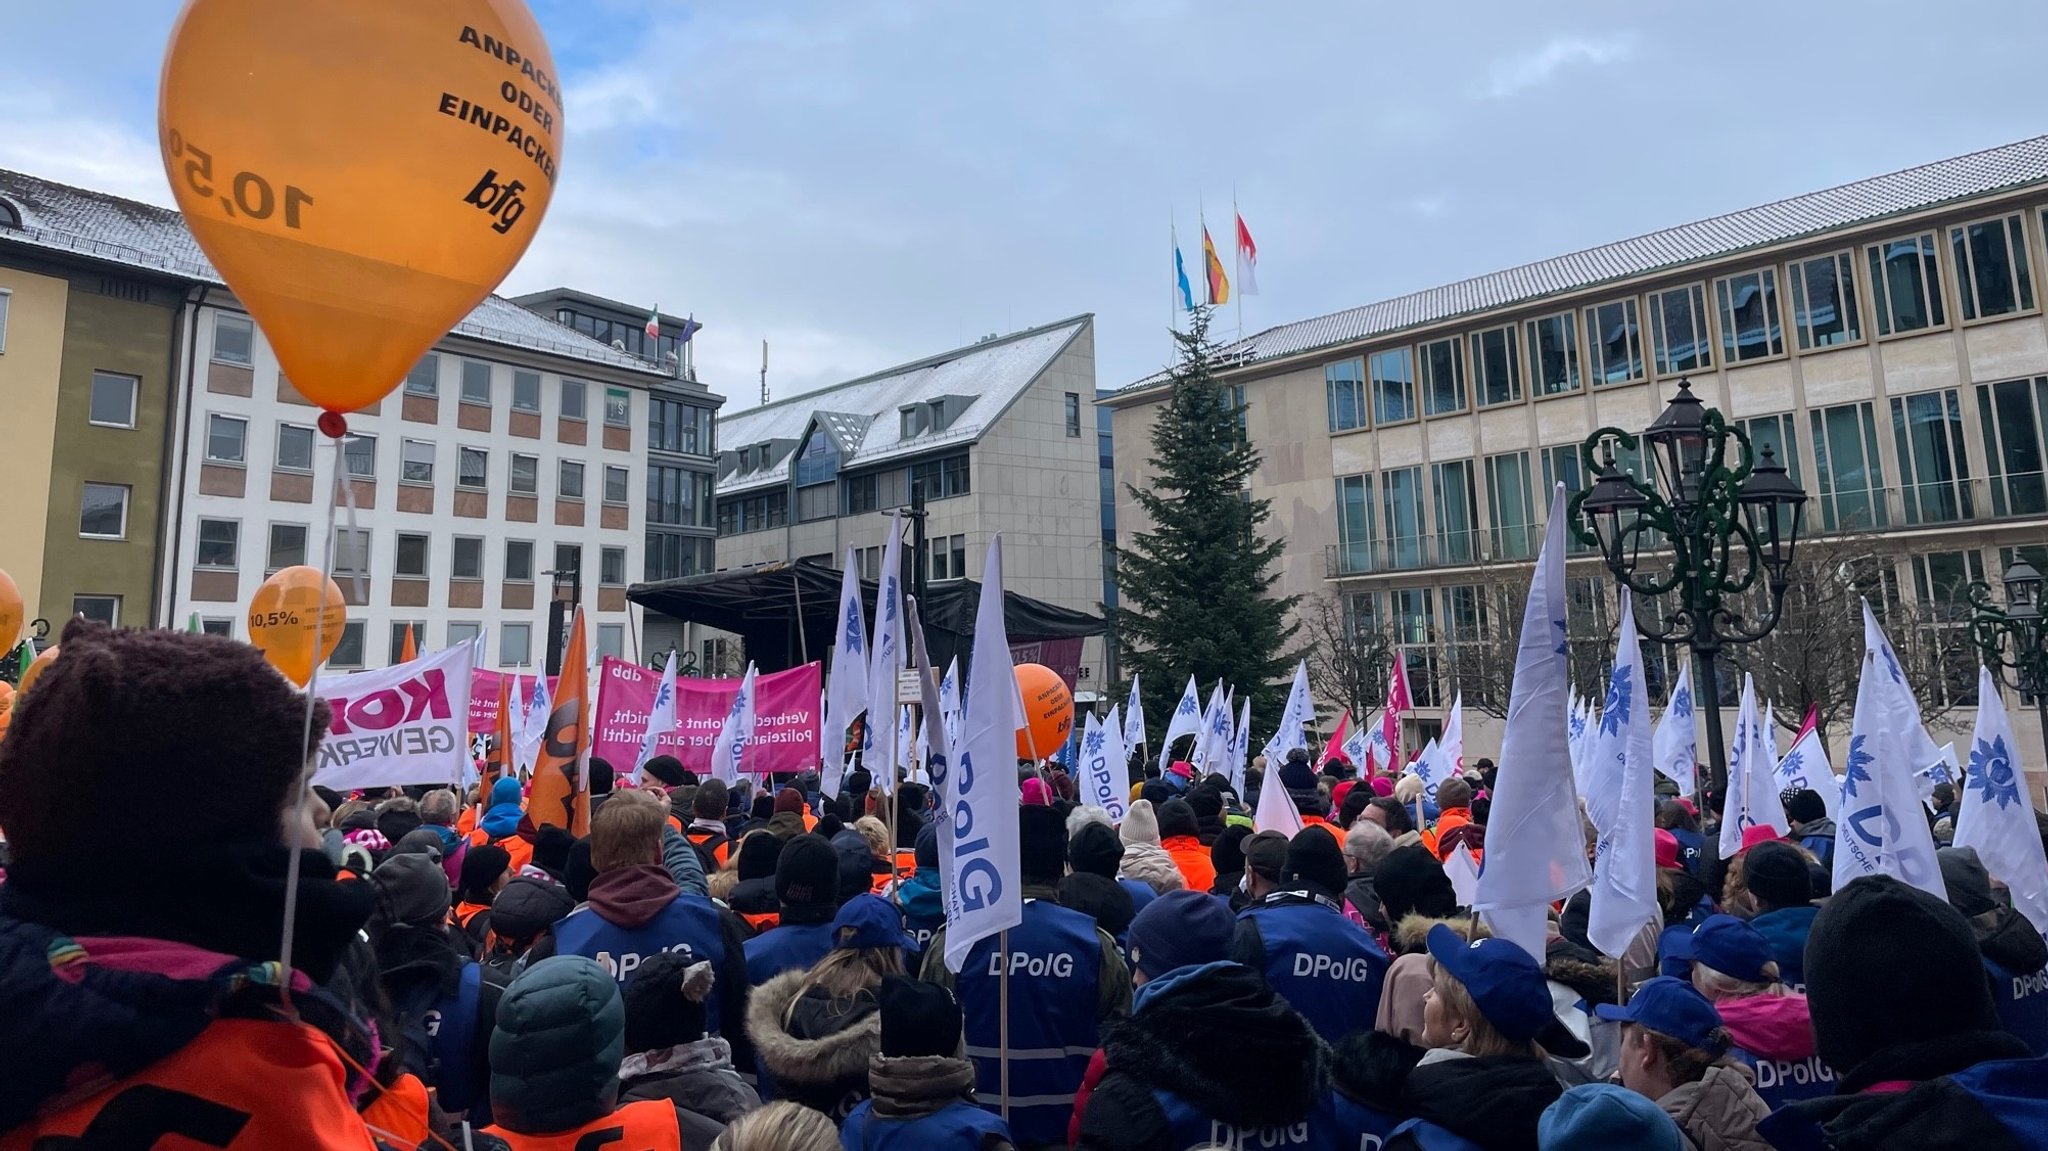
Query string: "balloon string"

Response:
xmin=278 ymin=434 xmax=349 ymax=1009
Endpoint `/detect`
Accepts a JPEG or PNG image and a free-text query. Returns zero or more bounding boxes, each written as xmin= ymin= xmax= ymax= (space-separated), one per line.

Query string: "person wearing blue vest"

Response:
xmin=1677 ymin=914 xmax=1831 ymax=1110
xmin=1076 ymin=890 xmax=1349 ymax=1151
xmin=841 ymin=976 xmax=1017 ymax=1151
xmin=1657 ymin=799 xmax=1708 ymax=879
xmin=1231 ymin=826 xmax=1389 ymax=1043
xmin=1939 ymin=846 xmax=2048 ymax=1057
xmin=1595 ymin=976 xmax=1768 ymax=1149
xmin=746 ymin=834 xmax=843 ymax=986
xmin=1758 ymin=875 xmax=2048 ymax=1151
xmin=1741 ymin=840 xmax=1819 ymax=991
xmin=922 ymin=804 xmax=1132 ymax=1151
xmin=530 ymin=789 xmax=752 ymax=1072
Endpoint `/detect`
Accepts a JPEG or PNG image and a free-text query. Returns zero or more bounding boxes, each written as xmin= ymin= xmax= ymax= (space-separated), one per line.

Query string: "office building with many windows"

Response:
xmin=1105 ymin=134 xmax=2048 ymax=782
xmin=709 ymin=315 xmax=1108 ymax=688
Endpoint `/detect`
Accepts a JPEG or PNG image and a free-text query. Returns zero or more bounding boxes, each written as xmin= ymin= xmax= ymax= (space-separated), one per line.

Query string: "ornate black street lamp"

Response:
xmin=1968 ymin=557 xmax=2048 ymax=764
xmin=1571 ymin=379 xmax=1809 ymax=799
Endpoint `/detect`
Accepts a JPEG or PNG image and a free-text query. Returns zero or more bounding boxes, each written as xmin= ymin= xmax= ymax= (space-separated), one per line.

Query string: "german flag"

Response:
xmin=1202 ymin=224 xmax=1231 ymax=306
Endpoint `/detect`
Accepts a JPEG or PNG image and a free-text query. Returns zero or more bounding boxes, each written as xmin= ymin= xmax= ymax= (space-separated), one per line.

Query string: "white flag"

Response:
xmin=1585 ymin=592 xmax=1659 ymax=961
xmin=1262 ymin=661 xmax=1316 ymax=766
xmin=1345 ymin=712 xmax=1374 ymax=773
xmin=1473 ymin=484 xmax=1591 ymax=964
xmin=941 ymin=657 xmax=963 ymax=751
xmin=1253 ymin=756 xmax=1305 ymax=837
xmin=636 ymin=650 xmax=679 ymax=777
xmin=516 ymin=674 xmax=550 ymax=777
xmin=1441 ymin=691 xmax=1465 ymax=774
xmin=1191 ymin=681 xmax=1226 ymax=773
xmin=1568 ymin=695 xmax=1593 ymax=792
xmin=1834 ymin=601 xmax=1947 ymax=900
xmin=905 ymin=595 xmax=951 ymax=797
xmin=1720 ymin=673 xmax=1789 ymax=856
xmin=1408 ymin=738 xmax=1450 ymax=804
xmin=1196 ymin=684 xmax=1234 ymax=775
xmin=1229 ymin=697 xmax=1252 ymax=795
xmin=1775 ymin=724 xmax=1839 ymax=820
xmin=1765 ymin=700 xmax=1784 ymax=768
xmin=940 ymin=535 xmax=1024 ymax=973
xmin=1158 ymin=675 xmax=1203 ymax=770
xmin=865 ymin=513 xmax=906 ymax=794
xmin=1445 ymin=844 xmax=1481 ymax=907
xmin=884 ymin=705 xmax=912 ymax=794
xmin=823 ymin=546 xmax=871 ymax=797
xmin=710 ymin=662 xmax=757 ymax=785
xmin=1956 ymin=667 xmax=2048 ymax=935
xmin=1079 ymin=709 xmax=1129 ymax=823
xmin=1651 ymin=660 xmax=1697 ymax=793
xmin=1123 ymin=673 xmax=1147 ymax=752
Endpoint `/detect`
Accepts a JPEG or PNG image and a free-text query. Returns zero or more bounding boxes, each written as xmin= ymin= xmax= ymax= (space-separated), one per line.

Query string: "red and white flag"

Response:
xmin=1318 ymin=709 xmax=1352 ymax=769
xmin=1235 ymin=211 xmax=1259 ymax=296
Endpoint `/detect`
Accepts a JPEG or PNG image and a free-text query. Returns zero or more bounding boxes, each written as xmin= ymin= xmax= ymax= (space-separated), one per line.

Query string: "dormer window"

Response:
xmin=928 ymin=398 xmax=948 ymax=430
xmin=901 ymin=405 xmax=928 ymax=439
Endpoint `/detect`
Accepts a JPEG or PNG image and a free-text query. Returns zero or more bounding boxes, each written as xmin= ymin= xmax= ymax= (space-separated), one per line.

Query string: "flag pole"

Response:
xmin=1232 ymin=184 xmax=1244 ymax=342
xmin=998 ymin=926 xmax=1012 ymax=1122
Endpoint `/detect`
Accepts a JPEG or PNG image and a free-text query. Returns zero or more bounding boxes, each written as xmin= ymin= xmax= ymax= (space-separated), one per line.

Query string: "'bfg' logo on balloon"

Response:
xmin=464 ymin=168 xmax=527 ymax=235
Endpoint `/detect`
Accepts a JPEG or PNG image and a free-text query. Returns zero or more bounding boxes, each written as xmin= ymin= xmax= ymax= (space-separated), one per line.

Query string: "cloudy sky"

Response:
xmin=7 ymin=1 xmax=2047 ymax=408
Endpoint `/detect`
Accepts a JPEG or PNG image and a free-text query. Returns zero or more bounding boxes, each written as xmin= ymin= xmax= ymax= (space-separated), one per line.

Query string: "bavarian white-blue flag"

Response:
xmin=1835 ymin=600 xmax=1947 ymax=900
xmin=1586 ymin=591 xmax=1659 ymax=961
xmin=1956 ymin=665 xmax=2048 ymax=934
xmin=1474 ymin=484 xmax=1591 ymax=963
xmin=709 ymin=662 xmax=757 ymax=785
xmin=940 ymin=534 xmax=1024 ymax=972
xmin=1263 ymin=660 xmax=1315 ymax=766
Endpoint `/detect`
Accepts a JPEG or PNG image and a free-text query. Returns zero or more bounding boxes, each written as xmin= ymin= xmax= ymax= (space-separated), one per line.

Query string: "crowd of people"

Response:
xmin=3 ymin=621 xmax=2048 ymax=1150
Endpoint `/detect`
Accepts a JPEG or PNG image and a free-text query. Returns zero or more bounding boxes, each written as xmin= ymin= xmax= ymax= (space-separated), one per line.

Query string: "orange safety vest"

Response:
xmin=484 ymin=1098 xmax=683 ymax=1151
xmin=1 ymin=1016 xmax=377 ymax=1151
xmin=470 ymin=827 xmax=534 ymax=875
xmin=453 ymin=901 xmax=492 ymax=931
xmin=358 ymin=1072 xmax=430 ymax=1150
xmin=685 ymin=828 xmax=731 ymax=869
xmin=739 ymin=909 xmax=781 ymax=933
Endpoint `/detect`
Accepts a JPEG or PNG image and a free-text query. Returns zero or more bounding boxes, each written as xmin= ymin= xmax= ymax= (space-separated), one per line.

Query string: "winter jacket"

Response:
xmin=1119 ymin=844 xmax=1187 ymax=896
xmin=1076 ymin=961 xmax=1330 ymax=1151
xmin=619 ymin=1036 xmax=760 ymax=1149
xmin=1716 ymin=990 xmax=1817 ymax=1063
xmin=1344 ymin=873 xmax=1390 ymax=941
xmin=487 ymin=954 xmax=626 ymax=1136
xmin=1971 ymin=903 xmax=2048 ymax=977
xmin=898 ymin=869 xmax=946 ymax=951
xmin=1793 ymin=820 xmax=1836 ymax=871
xmin=1058 ymin=871 xmax=1137 ymax=943
xmin=842 ymin=1054 xmax=1016 ymax=1151
xmin=1332 ymin=1030 xmax=1565 ymax=1151
xmin=745 ymin=968 xmax=883 ymax=1121
xmin=1749 ymin=906 xmax=1819 ymax=989
xmin=1657 ymin=1063 xmax=1771 ymax=1151
xmin=1160 ymin=836 xmax=1217 ymax=894
xmin=1756 ymin=1033 xmax=2048 ymax=1151
xmin=1233 ymin=887 xmax=1390 ymax=1044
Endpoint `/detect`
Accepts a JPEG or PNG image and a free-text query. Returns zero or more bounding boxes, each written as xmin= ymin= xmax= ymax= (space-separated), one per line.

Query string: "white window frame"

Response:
xmin=211 ymin=313 xmax=254 ymax=365
xmin=330 ymin=620 xmax=367 ymax=669
xmin=559 ymin=459 xmax=584 ymax=500
xmin=1951 ymin=212 xmax=2037 ymax=323
xmin=394 ymin=531 xmax=431 ymax=579
xmin=400 ymin=438 xmax=435 ymax=485
xmin=597 ymin=623 xmax=625 ymax=661
xmin=276 ymin=423 xmax=315 ymax=473
xmin=461 ymin=359 xmax=493 ymax=405
xmin=195 ymin=518 xmax=240 ymax=570
xmin=512 ymin=369 xmax=542 ymax=412
xmin=88 ymin=370 xmax=139 ymax=429
xmin=510 ymin=452 xmax=539 ymax=494
xmin=605 ymin=387 xmax=631 ymax=427
xmin=603 ymin=464 xmax=630 ymax=504
xmin=501 ymin=622 xmax=533 ymax=668
xmin=267 ymin=522 xmax=309 ymax=572
xmin=205 ymin=413 xmax=248 ymax=464
xmin=600 ymin=545 xmax=626 ymax=586
xmin=343 ymin=433 xmax=378 ymax=479
xmin=333 ymin=527 xmax=372 ymax=576
xmin=404 ymin=354 xmax=440 ymax=396
xmin=447 ymin=621 xmax=482 ymax=649
xmin=458 ymin=446 xmax=488 ymax=490
xmin=505 ymin=539 xmax=535 ymax=583
xmin=451 ymin=535 xmax=485 ymax=580
xmin=71 ymin=595 xmax=121 ymax=626
xmin=80 ymin=482 xmax=130 ymax=539
xmin=561 ymin=378 xmax=587 ymax=421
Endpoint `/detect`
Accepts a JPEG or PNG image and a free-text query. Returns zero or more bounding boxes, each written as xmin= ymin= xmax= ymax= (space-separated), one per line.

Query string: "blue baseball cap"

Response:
xmin=1425 ymin=923 xmax=1555 ymax=1043
xmin=1594 ymin=976 xmax=1728 ymax=1055
xmin=1676 ymin=914 xmax=1775 ymax=983
xmin=830 ymin=894 xmax=916 ymax=952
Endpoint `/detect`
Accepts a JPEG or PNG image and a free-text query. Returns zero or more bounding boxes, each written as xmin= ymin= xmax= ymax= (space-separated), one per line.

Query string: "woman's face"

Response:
xmin=278 ymin=760 xmax=323 ymax=850
xmin=1420 ymin=970 xmax=1461 ymax=1049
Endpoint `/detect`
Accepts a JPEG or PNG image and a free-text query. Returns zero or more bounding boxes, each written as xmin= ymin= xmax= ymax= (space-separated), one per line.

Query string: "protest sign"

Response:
xmin=313 ymin=643 xmax=473 ymax=791
xmin=592 ymin=657 xmax=821 ymax=774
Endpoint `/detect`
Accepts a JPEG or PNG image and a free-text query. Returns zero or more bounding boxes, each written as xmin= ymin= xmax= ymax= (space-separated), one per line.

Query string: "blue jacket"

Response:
xmin=842 ymin=1093 xmax=1013 ymax=1151
xmin=1758 ymin=1050 xmax=2048 ymax=1151
xmin=1232 ymin=891 xmax=1389 ymax=1043
xmin=1119 ymin=877 xmax=1160 ymax=916
xmin=899 ymin=870 xmax=945 ymax=951
xmin=478 ymin=778 xmax=524 ymax=839
xmin=1992 ymin=958 xmax=2048 ymax=1057
xmin=1751 ymin=905 xmax=1819 ymax=991
xmin=744 ymin=921 xmax=835 ymax=988
xmin=958 ymin=900 xmax=1105 ymax=1147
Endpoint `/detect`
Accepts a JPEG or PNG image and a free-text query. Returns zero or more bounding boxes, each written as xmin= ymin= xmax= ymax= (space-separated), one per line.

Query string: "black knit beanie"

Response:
xmin=736 ymin=830 xmax=783 ymax=882
xmin=914 ymin=821 xmax=940 ymax=870
xmin=1283 ymin=827 xmax=1346 ymax=896
xmin=1019 ymin=804 xmax=1068 ymax=885
xmin=879 ymin=974 xmax=961 ymax=1058
xmin=1375 ymin=845 xmax=1459 ymax=923
xmin=622 ymin=951 xmax=712 ymax=1051
xmin=1210 ymin=824 xmax=1252 ymax=881
xmin=1804 ymin=874 xmax=2003 ymax=1077
xmin=776 ymin=834 xmax=841 ymax=912
xmin=1068 ymin=820 xmax=1124 ymax=878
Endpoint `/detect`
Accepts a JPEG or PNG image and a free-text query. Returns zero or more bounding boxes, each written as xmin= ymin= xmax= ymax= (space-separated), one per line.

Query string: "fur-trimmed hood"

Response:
xmin=744 ymin=968 xmax=882 ymax=1088
xmin=1392 ymin=912 xmax=1488 ymax=955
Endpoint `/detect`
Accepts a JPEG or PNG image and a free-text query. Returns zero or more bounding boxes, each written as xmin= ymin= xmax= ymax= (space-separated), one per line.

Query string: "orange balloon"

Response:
xmin=158 ymin=0 xmax=564 ymax=415
xmin=247 ymin=566 xmax=348 ymax=686
xmin=0 ymin=567 xmax=20 ymax=655
xmin=1014 ymin=663 xmax=1075 ymax=760
xmin=18 ymin=647 xmax=58 ymax=698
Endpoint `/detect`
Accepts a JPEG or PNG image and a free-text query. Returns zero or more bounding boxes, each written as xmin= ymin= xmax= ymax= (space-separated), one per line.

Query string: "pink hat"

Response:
xmin=1739 ymin=824 xmax=1784 ymax=852
xmin=1331 ymin=780 xmax=1357 ymax=812
xmin=1020 ymin=777 xmax=1053 ymax=806
xmin=1368 ymin=776 xmax=1395 ymax=798
xmin=1168 ymin=760 xmax=1194 ymax=781
xmin=1654 ymin=828 xmax=1682 ymax=870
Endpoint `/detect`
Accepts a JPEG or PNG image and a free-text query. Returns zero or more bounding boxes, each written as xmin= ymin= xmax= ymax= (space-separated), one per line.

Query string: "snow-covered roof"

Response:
xmin=1120 ymin=133 xmax=2048 ymax=393
xmin=718 ymin=315 xmax=1090 ymax=496
xmin=0 ymin=168 xmax=666 ymax=378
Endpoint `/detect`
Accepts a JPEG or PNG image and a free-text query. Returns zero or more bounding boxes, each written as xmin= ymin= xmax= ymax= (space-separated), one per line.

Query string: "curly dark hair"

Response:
xmin=0 ymin=619 xmax=329 ymax=863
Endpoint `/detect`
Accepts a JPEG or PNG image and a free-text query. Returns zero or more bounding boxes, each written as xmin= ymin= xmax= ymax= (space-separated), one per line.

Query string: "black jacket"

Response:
xmin=1078 ymin=961 xmax=1326 ymax=1151
xmin=1757 ymin=1031 xmax=2042 ymax=1151
xmin=1331 ymin=1031 xmax=1563 ymax=1151
xmin=1058 ymin=872 xmax=1137 ymax=940
xmin=745 ymin=969 xmax=881 ymax=1121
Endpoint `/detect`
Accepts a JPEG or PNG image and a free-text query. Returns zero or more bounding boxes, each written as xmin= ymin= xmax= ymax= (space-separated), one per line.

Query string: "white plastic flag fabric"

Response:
xmin=939 ymin=535 xmax=1025 ymax=973
xmin=1584 ymin=592 xmax=1659 ymax=961
xmin=1775 ymin=724 xmax=1840 ymax=820
xmin=709 ymin=662 xmax=757 ymax=785
xmin=635 ymin=650 xmax=679 ymax=777
xmin=1253 ymin=756 xmax=1305 ymax=837
xmin=1191 ymin=681 xmax=1227 ymax=772
xmin=1198 ymin=685 xmax=1235 ymax=774
xmin=1344 ymin=713 xmax=1375 ymax=774
xmin=1568 ymin=695 xmax=1593 ymax=792
xmin=1078 ymin=709 xmax=1129 ymax=823
xmin=1441 ymin=691 xmax=1465 ymax=774
xmin=1158 ymin=675 xmax=1203 ymax=771
xmin=1228 ymin=697 xmax=1252 ymax=794
xmin=1262 ymin=661 xmax=1315 ymax=766
xmin=1956 ymin=667 xmax=2048 ymax=935
xmin=1834 ymin=601 xmax=1947 ymax=900
xmin=516 ymin=674 xmax=550 ymax=777
xmin=1444 ymin=844 xmax=1481 ymax=907
xmin=1765 ymin=701 xmax=1783 ymax=769
xmin=864 ymin=513 xmax=906 ymax=794
xmin=940 ymin=658 xmax=963 ymax=751
xmin=1408 ymin=738 xmax=1450 ymax=805
xmin=1123 ymin=673 xmax=1147 ymax=753
xmin=1651 ymin=660 xmax=1697 ymax=794
xmin=1720 ymin=673 xmax=1788 ymax=856
xmin=823 ymin=546 xmax=871 ymax=797
xmin=1105 ymin=703 xmax=1131 ymax=812
xmin=1473 ymin=485 xmax=1591 ymax=964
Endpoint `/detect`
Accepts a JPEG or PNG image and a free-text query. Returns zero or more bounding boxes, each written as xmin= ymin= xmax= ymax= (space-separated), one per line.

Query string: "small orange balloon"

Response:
xmin=247 ymin=566 xmax=348 ymax=686
xmin=158 ymin=0 xmax=564 ymax=415
xmin=18 ymin=647 xmax=58 ymax=698
xmin=0 ymin=568 xmax=21 ymax=655
xmin=1014 ymin=663 xmax=1075 ymax=759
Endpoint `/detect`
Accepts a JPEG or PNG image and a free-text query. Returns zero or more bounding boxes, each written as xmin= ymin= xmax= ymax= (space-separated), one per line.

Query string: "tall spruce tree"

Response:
xmin=1115 ymin=307 xmax=1299 ymax=745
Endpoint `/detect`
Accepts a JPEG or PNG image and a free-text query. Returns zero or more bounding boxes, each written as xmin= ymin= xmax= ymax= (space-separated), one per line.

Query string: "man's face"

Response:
xmin=1361 ymin=804 xmax=1390 ymax=830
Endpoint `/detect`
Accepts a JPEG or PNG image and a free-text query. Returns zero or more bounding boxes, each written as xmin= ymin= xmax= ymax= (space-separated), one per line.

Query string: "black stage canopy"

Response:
xmin=628 ymin=558 xmax=1105 ymax=674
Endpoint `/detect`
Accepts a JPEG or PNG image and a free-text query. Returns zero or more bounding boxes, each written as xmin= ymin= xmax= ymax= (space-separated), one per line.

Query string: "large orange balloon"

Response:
xmin=0 ymin=568 xmax=20 ymax=656
xmin=18 ymin=647 xmax=57 ymax=698
xmin=158 ymin=0 xmax=564 ymax=415
xmin=1014 ymin=663 xmax=1075 ymax=759
xmin=247 ymin=566 xmax=348 ymax=686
